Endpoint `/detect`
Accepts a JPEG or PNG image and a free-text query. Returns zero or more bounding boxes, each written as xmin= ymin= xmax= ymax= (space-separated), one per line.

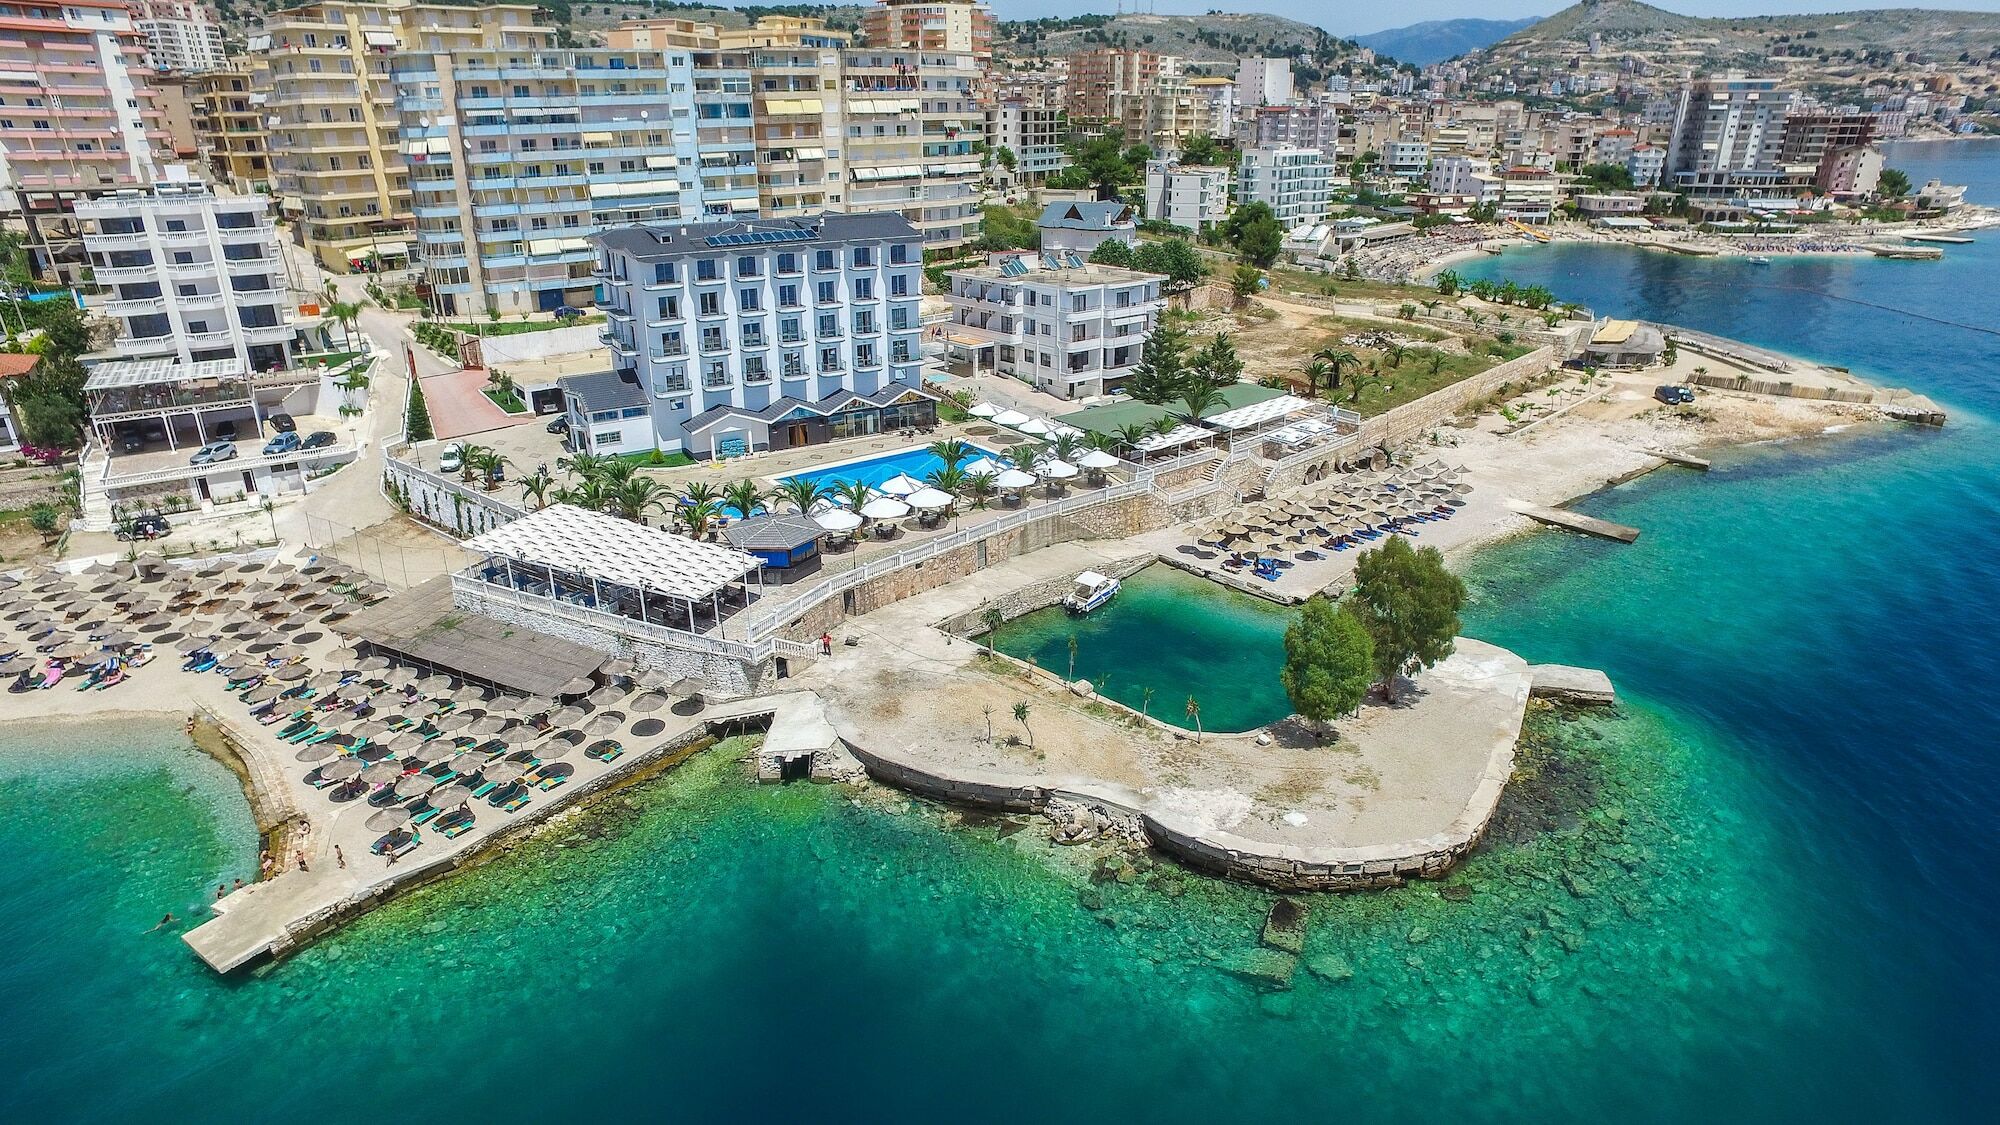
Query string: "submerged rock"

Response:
xmin=1440 ymin=884 xmax=1473 ymax=903
xmin=1304 ymin=952 xmax=1354 ymax=983
xmin=1561 ymin=871 xmax=1596 ymax=898
xmin=1221 ymin=948 xmax=1298 ymax=991
xmin=1261 ymin=898 xmax=1310 ymax=955
xmin=1259 ymin=992 xmax=1296 ymax=1019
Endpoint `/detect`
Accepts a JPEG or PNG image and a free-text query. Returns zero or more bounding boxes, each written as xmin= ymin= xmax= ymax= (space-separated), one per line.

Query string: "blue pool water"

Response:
xmin=781 ymin=441 xmax=1003 ymax=493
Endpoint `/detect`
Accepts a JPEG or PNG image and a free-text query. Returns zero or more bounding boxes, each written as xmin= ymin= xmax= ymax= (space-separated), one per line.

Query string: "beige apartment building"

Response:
xmin=859 ymin=0 xmax=993 ymax=58
xmin=254 ymin=1 xmax=553 ymax=273
xmin=192 ymin=62 xmax=272 ymax=192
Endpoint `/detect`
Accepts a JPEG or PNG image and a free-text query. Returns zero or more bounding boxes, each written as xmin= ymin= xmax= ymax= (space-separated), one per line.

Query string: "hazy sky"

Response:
xmin=975 ymin=1 xmax=2000 ymax=37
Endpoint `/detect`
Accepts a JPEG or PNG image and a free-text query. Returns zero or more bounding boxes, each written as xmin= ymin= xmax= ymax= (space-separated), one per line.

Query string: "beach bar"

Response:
xmin=461 ymin=505 xmax=766 ymax=637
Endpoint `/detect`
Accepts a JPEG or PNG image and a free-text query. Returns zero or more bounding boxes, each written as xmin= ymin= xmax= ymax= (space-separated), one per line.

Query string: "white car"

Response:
xmin=437 ymin=443 xmax=464 ymax=474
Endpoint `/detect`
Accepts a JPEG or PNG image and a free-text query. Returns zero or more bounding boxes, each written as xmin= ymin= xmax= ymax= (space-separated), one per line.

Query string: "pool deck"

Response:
xmin=795 ymin=543 xmax=1537 ymax=890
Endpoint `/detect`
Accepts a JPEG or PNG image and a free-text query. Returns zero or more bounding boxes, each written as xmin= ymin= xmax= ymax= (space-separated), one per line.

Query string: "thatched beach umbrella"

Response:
xmin=274 ymin=664 xmax=309 ymax=681
xmin=385 ymin=732 xmax=426 ymax=756
xmin=362 ymin=762 xmax=403 ymax=785
xmin=366 ymin=807 xmax=412 ymax=832
xmin=628 ymin=690 xmax=669 ymax=714
xmin=297 ymin=742 xmax=338 ymax=763
xmin=323 ymin=758 xmax=364 ymax=781
xmin=433 ymin=784 xmax=473 ymax=808
xmin=395 ymin=773 xmax=440 ymax=798
xmin=485 ymin=761 xmax=527 ymax=785
xmin=583 ymin=710 xmax=626 ymax=737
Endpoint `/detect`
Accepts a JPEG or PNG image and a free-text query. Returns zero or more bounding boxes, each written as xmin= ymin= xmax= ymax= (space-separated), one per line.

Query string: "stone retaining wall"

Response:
xmin=1351 ymin=346 xmax=1556 ymax=455
xmin=455 ymin=582 xmax=767 ymax=695
xmin=936 ymin=553 xmax=1157 ymax=635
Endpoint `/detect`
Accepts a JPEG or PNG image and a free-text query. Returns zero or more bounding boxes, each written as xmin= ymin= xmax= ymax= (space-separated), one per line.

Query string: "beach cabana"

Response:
xmin=723 ymin=513 xmax=825 ymax=570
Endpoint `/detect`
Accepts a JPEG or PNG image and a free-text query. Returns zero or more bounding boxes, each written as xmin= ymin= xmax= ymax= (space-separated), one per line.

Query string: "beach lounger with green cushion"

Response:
xmin=410 ymin=805 xmax=442 ymax=826
xmin=470 ymin=780 xmax=499 ymax=799
xmin=282 ymin=724 xmax=321 ymax=744
xmin=439 ymin=815 xmax=476 ymax=839
xmin=537 ymin=773 xmax=568 ymax=791
xmin=501 ymin=790 xmax=530 ymax=812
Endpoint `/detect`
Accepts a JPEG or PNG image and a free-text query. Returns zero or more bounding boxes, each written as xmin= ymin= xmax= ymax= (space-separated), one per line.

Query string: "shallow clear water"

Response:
xmin=5 ymin=140 xmax=2000 ymax=1123
xmin=989 ymin=562 xmax=1295 ymax=732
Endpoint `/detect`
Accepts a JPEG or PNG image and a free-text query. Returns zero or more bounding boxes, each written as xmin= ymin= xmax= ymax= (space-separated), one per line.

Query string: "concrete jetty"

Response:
xmin=1645 ymin=449 xmax=1711 ymax=471
xmin=1528 ymin=665 xmax=1618 ymax=706
xmin=1511 ymin=502 xmax=1641 ymax=543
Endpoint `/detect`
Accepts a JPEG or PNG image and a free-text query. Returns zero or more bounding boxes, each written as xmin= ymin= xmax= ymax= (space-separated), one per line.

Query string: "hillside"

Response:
xmin=1356 ymin=17 xmax=1539 ymax=67
xmin=998 ymin=12 xmax=1380 ymax=76
xmin=1478 ymin=0 xmax=2000 ymax=75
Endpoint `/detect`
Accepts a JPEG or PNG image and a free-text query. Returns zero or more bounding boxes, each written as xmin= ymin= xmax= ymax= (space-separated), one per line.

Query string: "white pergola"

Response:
xmin=465 ymin=504 xmax=763 ymax=636
xmin=1202 ymin=394 xmax=1314 ymax=433
xmin=1133 ymin=424 xmax=1212 ymax=454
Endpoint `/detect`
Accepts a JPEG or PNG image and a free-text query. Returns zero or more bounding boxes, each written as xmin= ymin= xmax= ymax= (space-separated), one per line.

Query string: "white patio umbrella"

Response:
xmin=1037 ymin=458 xmax=1079 ymax=481
xmin=961 ymin=456 xmax=1002 ymax=478
xmin=905 ymin=486 xmax=955 ymax=511
xmin=876 ymin=472 xmax=924 ymax=497
xmin=1017 ymin=417 xmax=1054 ymax=435
xmin=967 ymin=402 xmax=1000 ymax=418
xmin=814 ymin=509 xmax=864 ymax=532
xmin=991 ymin=409 xmax=1031 ymax=428
xmin=1077 ymin=450 xmax=1119 ymax=470
xmin=993 ymin=468 xmax=1037 ymax=490
xmin=859 ymin=496 xmax=911 ymax=520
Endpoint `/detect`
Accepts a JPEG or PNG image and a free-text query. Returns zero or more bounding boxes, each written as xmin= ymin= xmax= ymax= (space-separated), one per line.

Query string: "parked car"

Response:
xmin=214 ymin=420 xmax=240 ymax=441
xmin=438 ymin=443 xmax=464 ymax=474
xmin=190 ymin=441 xmax=237 ymax=465
xmin=115 ymin=424 xmax=146 ymax=453
xmin=300 ymin=430 xmax=337 ymax=451
xmin=262 ymin=431 xmax=301 ymax=456
xmin=115 ymin=513 xmax=171 ymax=542
xmin=267 ymin=412 xmax=297 ymax=434
xmin=1653 ymin=384 xmax=1695 ymax=406
xmin=544 ymin=415 xmax=569 ymax=435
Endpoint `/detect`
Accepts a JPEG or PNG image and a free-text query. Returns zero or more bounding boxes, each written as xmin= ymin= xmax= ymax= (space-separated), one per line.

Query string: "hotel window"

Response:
xmin=816 ymin=311 xmax=839 ymax=336
xmin=776 ymin=252 xmax=799 ymax=274
xmin=856 ymin=343 xmax=876 ymax=367
xmin=744 ymin=356 xmax=769 ymax=382
xmin=889 ymin=242 xmax=910 ymax=264
xmin=890 ymin=308 xmax=912 ymax=330
xmin=741 ymin=321 xmax=765 ymax=347
xmin=701 ymin=326 xmax=725 ymax=351
xmin=891 ymin=340 xmax=912 ymax=363
xmin=852 ymin=310 xmax=875 ymax=334
xmin=814 ymin=248 xmax=835 ymax=270
xmin=658 ymin=330 xmax=684 ymax=356
xmin=889 ymin=273 xmax=908 ymax=297
xmin=735 ymin=255 xmax=761 ymax=278
xmin=777 ymin=283 xmax=799 ymax=308
xmin=703 ymin=359 xmax=730 ymax=387
xmin=738 ymin=288 xmax=761 ymax=312
xmin=695 ymin=258 xmax=720 ymax=281
xmin=782 ymin=352 xmax=804 ymax=377
xmin=697 ymin=292 xmax=721 ymax=316
xmin=815 ymin=280 xmax=836 ymax=303
xmin=652 ymin=261 xmax=677 ymax=284
xmin=853 ymin=277 xmax=873 ymax=300
xmin=779 ymin=316 xmax=802 ymax=344
xmin=851 ymin=246 xmax=874 ymax=267
xmin=819 ymin=346 xmax=841 ymax=372
xmin=656 ymin=294 xmax=679 ymax=319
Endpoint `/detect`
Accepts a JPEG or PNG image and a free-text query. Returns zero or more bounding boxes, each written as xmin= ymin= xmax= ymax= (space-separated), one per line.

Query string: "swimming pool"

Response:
xmin=780 ymin=442 xmax=1004 ymax=493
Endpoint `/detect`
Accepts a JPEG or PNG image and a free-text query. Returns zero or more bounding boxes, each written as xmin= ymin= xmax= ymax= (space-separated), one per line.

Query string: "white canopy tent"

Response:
xmin=1202 ymin=394 xmax=1313 ymax=432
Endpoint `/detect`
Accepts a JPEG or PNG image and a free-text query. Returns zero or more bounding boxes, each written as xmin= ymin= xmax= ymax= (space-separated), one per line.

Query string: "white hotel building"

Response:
xmin=943 ymin=250 xmax=1165 ymax=400
xmin=587 ymin=212 xmax=933 ymax=459
xmin=1237 ymin=145 xmax=1331 ymax=228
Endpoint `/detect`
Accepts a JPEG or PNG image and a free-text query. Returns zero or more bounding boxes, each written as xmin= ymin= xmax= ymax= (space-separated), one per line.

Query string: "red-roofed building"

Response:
xmin=0 ymin=352 xmax=40 ymax=452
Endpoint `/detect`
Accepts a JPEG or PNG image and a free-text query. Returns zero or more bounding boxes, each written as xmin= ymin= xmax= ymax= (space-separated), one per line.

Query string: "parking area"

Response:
xmin=103 ymin=407 xmax=361 ymax=476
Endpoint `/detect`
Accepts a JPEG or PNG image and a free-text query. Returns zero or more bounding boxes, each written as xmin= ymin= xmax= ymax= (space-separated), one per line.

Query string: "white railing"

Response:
xmin=383 ymin=450 xmax=527 ymax=524
xmin=107 ymin=442 xmax=359 ymax=489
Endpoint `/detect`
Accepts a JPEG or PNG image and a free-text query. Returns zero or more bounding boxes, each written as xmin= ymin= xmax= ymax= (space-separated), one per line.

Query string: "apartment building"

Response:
xmin=860 ymin=0 xmax=994 ymax=60
xmin=1121 ymin=74 xmax=1204 ymax=154
xmin=0 ymin=0 xmax=167 ymax=283
xmin=395 ymin=22 xmax=758 ymax=316
xmin=256 ymin=2 xmax=553 ymax=273
xmin=192 ymin=63 xmax=271 ymax=191
xmin=588 ymin=212 xmax=932 ymax=459
xmin=944 ymin=250 xmax=1165 ymax=400
xmin=1625 ymin=143 xmax=1666 ymax=188
xmin=1036 ymin=200 xmax=1134 ymax=257
xmin=720 ymin=17 xmax=850 ymax=219
xmin=841 ymin=45 xmax=982 ymax=252
xmin=81 ymin=184 xmax=298 ymax=373
xmin=1665 ymin=75 xmax=1795 ymax=196
xmin=135 ymin=0 xmax=227 ymax=73
xmin=1240 ymin=100 xmax=1344 ymax=156
xmin=1238 ymin=145 xmax=1330 ymax=228
xmin=1428 ymin=154 xmax=1492 ymax=196
xmin=1067 ymin=47 xmax=1158 ymax=129
xmin=1236 ymin=56 xmax=1293 ymax=108
xmin=1143 ymin=160 xmax=1231 ymax=232
xmin=147 ymin=70 xmax=202 ymax=163
xmin=1383 ymin=140 xmax=1430 ymax=180
xmin=1186 ymin=76 xmax=1237 ymax=140
xmin=988 ymin=98 xmax=1068 ymax=185
xmin=1778 ymin=112 xmax=1881 ymax=198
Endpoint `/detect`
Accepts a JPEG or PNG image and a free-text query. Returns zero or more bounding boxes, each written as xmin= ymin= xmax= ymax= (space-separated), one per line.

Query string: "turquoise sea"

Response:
xmin=5 ymin=140 xmax=1999 ymax=1123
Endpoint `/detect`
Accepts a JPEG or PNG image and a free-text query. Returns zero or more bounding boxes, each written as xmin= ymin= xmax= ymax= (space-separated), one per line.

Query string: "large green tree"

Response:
xmin=1125 ymin=323 xmax=1189 ymax=403
xmin=1345 ymin=536 xmax=1467 ymax=703
xmin=1188 ymin=332 xmax=1243 ymax=389
xmin=1088 ymin=238 xmax=1135 ymax=267
xmin=0 ymin=353 xmax=86 ymax=449
xmin=1280 ymin=595 xmax=1376 ymax=736
xmin=1130 ymin=238 xmax=1208 ymax=294
xmin=1878 ymin=167 xmax=1912 ymax=198
xmin=1179 ymin=133 xmax=1222 ymax=166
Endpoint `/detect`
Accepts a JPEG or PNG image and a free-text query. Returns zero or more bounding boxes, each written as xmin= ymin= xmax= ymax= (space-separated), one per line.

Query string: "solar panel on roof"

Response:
xmin=1040 ymin=252 xmax=1060 ymax=270
xmin=1063 ymin=252 xmax=1084 ymax=268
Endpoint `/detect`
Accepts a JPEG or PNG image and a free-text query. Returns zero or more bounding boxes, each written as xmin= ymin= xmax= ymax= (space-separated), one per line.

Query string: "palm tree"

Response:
xmin=680 ymin=479 xmax=719 ymax=510
xmin=1426 ymin=351 xmax=1447 ymax=378
xmin=571 ymin=474 xmax=613 ymax=513
xmin=925 ymin=462 xmax=967 ymax=504
xmin=1081 ymin=430 xmax=1115 ymax=453
xmin=1314 ymin=347 xmax=1358 ymax=393
xmin=1046 ymin=432 xmax=1083 ymax=464
xmin=827 ymin=479 xmax=874 ymax=522
xmin=1385 ymin=342 xmax=1409 ymax=369
xmin=1178 ymin=383 xmax=1223 ymax=426
xmin=327 ymin=300 xmax=362 ymax=349
xmin=1012 ymin=700 xmax=1033 ymax=749
xmin=1150 ymin=414 xmax=1179 ymax=438
xmin=775 ymin=476 xmax=825 ymax=514
xmin=1185 ymin=695 xmax=1202 ymax=743
xmin=1114 ymin=421 xmax=1153 ymax=453
xmin=964 ymin=472 xmax=998 ymax=509
xmin=721 ymin=478 xmax=764 ymax=520
xmin=557 ymin=451 xmax=608 ymax=482
xmin=598 ymin=458 xmax=638 ymax=488
xmin=925 ymin=437 xmax=970 ymax=469
xmin=979 ymin=606 xmax=1004 ymax=653
xmin=519 ymin=466 xmax=554 ymax=510
xmin=1301 ymin=358 xmax=1332 ymax=399
xmin=612 ymin=476 xmax=670 ymax=524
xmin=1420 ymin=298 xmax=1442 ymax=315
xmin=454 ymin=443 xmax=487 ymax=483
xmin=674 ymin=497 xmax=723 ymax=538
xmin=470 ymin=449 xmax=510 ymax=491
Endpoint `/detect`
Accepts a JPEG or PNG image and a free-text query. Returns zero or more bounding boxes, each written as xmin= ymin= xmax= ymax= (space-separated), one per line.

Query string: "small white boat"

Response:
xmin=1746 ymin=255 xmax=1772 ymax=265
xmin=1062 ymin=570 xmax=1120 ymax=616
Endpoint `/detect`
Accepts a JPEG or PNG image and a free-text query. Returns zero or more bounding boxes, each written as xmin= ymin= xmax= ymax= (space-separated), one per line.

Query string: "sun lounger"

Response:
xmin=409 ymin=804 xmax=442 ymax=826
xmin=471 ymin=780 xmax=499 ymax=799
xmin=500 ymin=789 xmax=530 ymax=813
xmin=437 ymin=811 xmax=476 ymax=838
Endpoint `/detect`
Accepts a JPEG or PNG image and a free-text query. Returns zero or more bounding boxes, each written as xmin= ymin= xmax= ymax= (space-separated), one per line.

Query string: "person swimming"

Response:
xmin=149 ymin=912 xmax=176 ymax=932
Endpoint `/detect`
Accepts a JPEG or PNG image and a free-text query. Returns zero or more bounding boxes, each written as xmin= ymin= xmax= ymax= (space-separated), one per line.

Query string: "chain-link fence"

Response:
xmin=301 ymin=513 xmax=469 ymax=590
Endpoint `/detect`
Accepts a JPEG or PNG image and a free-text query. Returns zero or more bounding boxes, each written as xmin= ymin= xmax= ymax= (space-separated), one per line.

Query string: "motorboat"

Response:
xmin=1061 ymin=570 xmax=1121 ymax=616
xmin=1746 ymin=255 xmax=1772 ymax=265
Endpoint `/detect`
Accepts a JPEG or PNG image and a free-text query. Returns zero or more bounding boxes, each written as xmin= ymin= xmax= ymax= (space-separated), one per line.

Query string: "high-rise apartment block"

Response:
xmin=135 ymin=1 xmax=228 ymax=73
xmin=859 ymin=0 xmax=994 ymax=59
xmin=1665 ymin=75 xmax=1794 ymax=195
